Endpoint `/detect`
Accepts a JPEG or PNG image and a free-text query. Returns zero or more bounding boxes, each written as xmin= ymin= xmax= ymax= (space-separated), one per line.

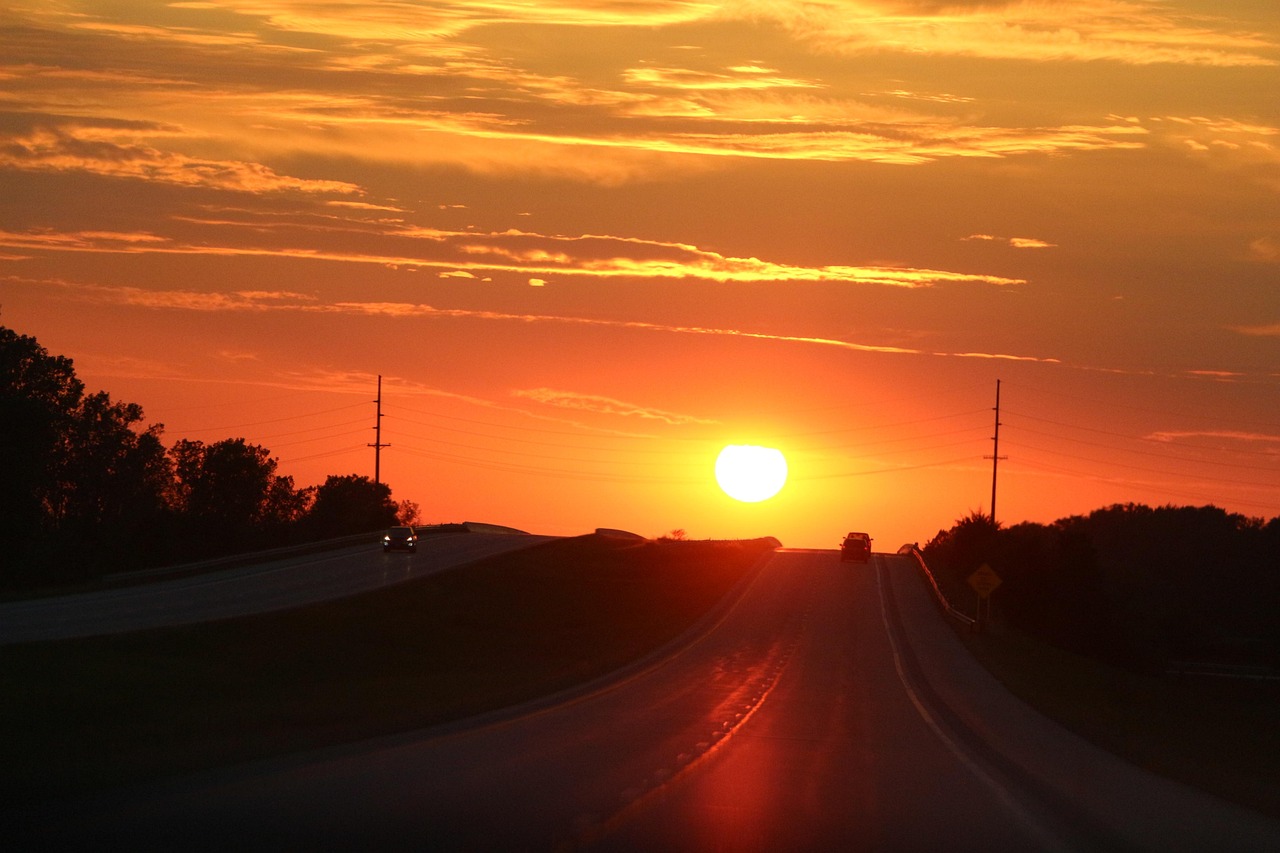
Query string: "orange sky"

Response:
xmin=2 ymin=0 xmax=1277 ymax=548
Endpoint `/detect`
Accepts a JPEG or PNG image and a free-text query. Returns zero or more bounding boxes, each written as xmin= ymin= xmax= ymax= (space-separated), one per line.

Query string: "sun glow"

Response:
xmin=715 ymin=445 xmax=788 ymax=503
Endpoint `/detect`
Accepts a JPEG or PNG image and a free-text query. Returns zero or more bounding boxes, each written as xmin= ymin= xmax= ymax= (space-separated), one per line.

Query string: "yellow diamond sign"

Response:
xmin=967 ymin=563 xmax=1002 ymax=599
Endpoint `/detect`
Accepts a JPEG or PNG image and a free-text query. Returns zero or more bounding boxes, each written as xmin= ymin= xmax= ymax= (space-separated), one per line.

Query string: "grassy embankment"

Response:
xmin=1 ymin=535 xmax=775 ymax=804
xmin=960 ymin=625 xmax=1280 ymax=822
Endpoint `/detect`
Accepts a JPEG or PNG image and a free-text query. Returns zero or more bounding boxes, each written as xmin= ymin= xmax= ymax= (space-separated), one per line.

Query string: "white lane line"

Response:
xmin=875 ymin=560 xmax=1072 ymax=853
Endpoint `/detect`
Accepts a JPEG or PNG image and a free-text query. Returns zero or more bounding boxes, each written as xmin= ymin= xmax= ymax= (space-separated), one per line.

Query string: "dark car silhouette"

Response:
xmin=840 ymin=531 xmax=872 ymax=563
xmin=383 ymin=525 xmax=418 ymax=553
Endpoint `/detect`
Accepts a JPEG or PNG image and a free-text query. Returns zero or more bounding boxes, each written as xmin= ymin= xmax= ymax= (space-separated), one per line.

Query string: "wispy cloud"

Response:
xmin=1233 ymin=323 xmax=1280 ymax=337
xmin=0 ymin=4 xmax=1179 ymax=187
xmin=0 ymin=119 xmax=362 ymax=195
xmin=964 ymin=234 xmax=1057 ymax=249
xmin=9 ymin=275 xmax=1057 ymax=364
xmin=1247 ymin=237 xmax=1280 ymax=262
xmin=514 ymin=388 xmax=717 ymax=425
xmin=748 ymin=0 xmax=1277 ymax=67
xmin=0 ymin=226 xmax=1026 ymax=288
xmin=40 ymin=1 xmax=1271 ymax=68
xmin=1148 ymin=429 xmax=1280 ymax=447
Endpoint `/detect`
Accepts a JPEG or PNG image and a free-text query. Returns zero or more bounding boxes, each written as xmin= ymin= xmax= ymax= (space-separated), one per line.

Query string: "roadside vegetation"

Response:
xmin=923 ymin=507 xmax=1279 ymax=673
xmin=1 ymin=325 xmax=416 ymax=589
xmin=0 ymin=534 xmax=777 ymax=805
xmin=922 ymin=509 xmax=1280 ymax=820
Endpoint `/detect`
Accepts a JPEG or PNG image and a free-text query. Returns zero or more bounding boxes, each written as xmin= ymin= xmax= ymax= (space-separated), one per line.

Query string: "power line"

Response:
xmin=172 ymin=402 xmax=369 ymax=434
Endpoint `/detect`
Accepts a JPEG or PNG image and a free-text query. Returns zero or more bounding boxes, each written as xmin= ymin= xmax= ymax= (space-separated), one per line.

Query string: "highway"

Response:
xmin=0 ymin=531 xmax=550 ymax=644
xmin=9 ymin=549 xmax=1280 ymax=850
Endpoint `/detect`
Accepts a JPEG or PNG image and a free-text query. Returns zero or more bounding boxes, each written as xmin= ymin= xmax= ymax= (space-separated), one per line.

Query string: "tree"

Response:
xmin=169 ymin=437 xmax=299 ymax=553
xmin=0 ymin=326 xmax=85 ymax=576
xmin=396 ymin=499 xmax=422 ymax=527
xmin=305 ymin=474 xmax=399 ymax=537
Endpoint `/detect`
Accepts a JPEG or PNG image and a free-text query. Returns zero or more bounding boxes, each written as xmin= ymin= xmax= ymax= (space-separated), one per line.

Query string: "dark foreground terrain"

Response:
xmin=1 ymin=535 xmax=777 ymax=804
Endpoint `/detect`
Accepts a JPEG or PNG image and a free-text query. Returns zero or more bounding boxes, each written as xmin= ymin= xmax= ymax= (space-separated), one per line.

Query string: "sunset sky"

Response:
xmin=3 ymin=0 xmax=1277 ymax=549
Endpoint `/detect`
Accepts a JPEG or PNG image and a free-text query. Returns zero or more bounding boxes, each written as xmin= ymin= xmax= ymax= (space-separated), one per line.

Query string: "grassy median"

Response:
xmin=962 ymin=626 xmax=1280 ymax=822
xmin=1 ymin=535 xmax=776 ymax=804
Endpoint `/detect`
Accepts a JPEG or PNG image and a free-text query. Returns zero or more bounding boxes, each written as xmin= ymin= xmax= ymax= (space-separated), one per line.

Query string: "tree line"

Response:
xmin=923 ymin=505 xmax=1280 ymax=673
xmin=1 ymin=325 xmax=416 ymax=589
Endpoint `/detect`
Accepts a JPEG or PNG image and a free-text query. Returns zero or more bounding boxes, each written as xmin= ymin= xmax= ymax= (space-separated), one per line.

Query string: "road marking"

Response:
xmin=875 ymin=561 xmax=1072 ymax=853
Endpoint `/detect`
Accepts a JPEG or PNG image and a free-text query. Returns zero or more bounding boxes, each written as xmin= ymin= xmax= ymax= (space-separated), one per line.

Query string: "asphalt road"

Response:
xmin=9 ymin=550 xmax=1280 ymax=851
xmin=0 ymin=532 xmax=550 ymax=644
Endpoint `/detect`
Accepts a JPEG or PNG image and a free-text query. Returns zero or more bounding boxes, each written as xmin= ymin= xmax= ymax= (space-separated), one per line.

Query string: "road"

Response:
xmin=9 ymin=550 xmax=1280 ymax=851
xmin=0 ymin=531 xmax=550 ymax=644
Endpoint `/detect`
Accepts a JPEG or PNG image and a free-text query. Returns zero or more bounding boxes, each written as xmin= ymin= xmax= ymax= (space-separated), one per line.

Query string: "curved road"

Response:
xmin=0 ymin=532 xmax=551 ymax=644
xmin=9 ymin=550 xmax=1280 ymax=850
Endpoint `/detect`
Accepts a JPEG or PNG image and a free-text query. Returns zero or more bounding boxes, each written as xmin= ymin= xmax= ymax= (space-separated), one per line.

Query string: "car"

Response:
xmin=383 ymin=525 xmax=418 ymax=553
xmin=840 ymin=531 xmax=872 ymax=563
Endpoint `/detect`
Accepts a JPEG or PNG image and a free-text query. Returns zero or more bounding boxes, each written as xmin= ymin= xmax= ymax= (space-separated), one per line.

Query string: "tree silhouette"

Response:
xmin=306 ymin=474 xmax=399 ymax=536
xmin=1 ymin=324 xmax=424 ymax=588
xmin=169 ymin=437 xmax=301 ymax=554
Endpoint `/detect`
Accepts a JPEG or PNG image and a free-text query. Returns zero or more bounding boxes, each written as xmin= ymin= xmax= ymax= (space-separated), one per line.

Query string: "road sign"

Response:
xmin=967 ymin=563 xmax=1002 ymax=599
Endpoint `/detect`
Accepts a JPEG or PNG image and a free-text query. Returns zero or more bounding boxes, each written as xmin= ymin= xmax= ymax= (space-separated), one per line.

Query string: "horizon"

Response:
xmin=2 ymin=1 xmax=1277 ymax=550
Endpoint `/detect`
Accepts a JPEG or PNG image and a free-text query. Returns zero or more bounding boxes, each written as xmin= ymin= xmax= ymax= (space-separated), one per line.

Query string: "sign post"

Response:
xmin=966 ymin=563 xmax=1002 ymax=633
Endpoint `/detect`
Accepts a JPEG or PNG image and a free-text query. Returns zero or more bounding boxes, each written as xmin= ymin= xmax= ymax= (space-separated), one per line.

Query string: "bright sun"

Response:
xmin=715 ymin=444 xmax=788 ymax=503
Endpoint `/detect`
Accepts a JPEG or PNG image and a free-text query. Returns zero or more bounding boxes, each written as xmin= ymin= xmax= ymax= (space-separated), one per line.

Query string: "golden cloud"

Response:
xmin=744 ymin=0 xmax=1277 ymax=67
xmin=0 ymin=225 xmax=1026 ymax=288
xmin=0 ymin=123 xmax=362 ymax=195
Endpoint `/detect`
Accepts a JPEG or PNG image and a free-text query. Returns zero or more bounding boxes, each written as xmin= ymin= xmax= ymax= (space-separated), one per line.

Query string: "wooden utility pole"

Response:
xmin=368 ymin=374 xmax=389 ymax=485
xmin=987 ymin=379 xmax=1005 ymax=524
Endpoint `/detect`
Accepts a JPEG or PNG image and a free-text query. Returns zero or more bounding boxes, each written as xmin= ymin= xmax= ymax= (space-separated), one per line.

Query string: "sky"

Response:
xmin=2 ymin=0 xmax=1277 ymax=549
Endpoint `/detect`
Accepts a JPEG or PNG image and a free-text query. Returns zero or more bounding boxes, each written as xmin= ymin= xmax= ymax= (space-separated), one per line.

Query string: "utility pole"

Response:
xmin=986 ymin=379 xmax=1006 ymax=525
xmin=368 ymin=374 xmax=389 ymax=485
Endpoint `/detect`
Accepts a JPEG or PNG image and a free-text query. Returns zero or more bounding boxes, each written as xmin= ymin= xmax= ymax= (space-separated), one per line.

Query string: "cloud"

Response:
xmin=1148 ymin=429 xmax=1280 ymax=447
xmin=0 ymin=225 xmax=1026 ymax=288
xmin=743 ymin=0 xmax=1277 ymax=67
xmin=964 ymin=234 xmax=1056 ymax=249
xmin=45 ymin=0 xmax=1272 ymax=69
xmin=0 ymin=119 xmax=362 ymax=195
xmin=1233 ymin=323 xmax=1280 ymax=337
xmin=11 ymin=275 xmax=1059 ymax=365
xmin=622 ymin=64 xmax=821 ymax=93
xmin=1155 ymin=116 xmax=1280 ymax=186
xmin=513 ymin=388 xmax=717 ymax=425
xmin=1247 ymin=237 xmax=1280 ymax=262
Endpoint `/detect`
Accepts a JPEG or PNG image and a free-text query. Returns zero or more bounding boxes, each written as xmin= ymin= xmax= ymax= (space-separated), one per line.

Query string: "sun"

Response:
xmin=715 ymin=445 xmax=788 ymax=503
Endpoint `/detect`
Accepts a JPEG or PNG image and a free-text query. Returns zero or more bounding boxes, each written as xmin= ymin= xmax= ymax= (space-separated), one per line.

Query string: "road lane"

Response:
xmin=597 ymin=550 xmax=1064 ymax=852
xmin=0 ymin=532 xmax=551 ymax=643
xmin=9 ymin=549 xmax=1279 ymax=850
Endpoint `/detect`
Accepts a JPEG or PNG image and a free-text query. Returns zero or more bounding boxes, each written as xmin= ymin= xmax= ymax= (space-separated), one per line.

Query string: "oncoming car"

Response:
xmin=840 ymin=531 xmax=872 ymax=563
xmin=383 ymin=525 xmax=418 ymax=553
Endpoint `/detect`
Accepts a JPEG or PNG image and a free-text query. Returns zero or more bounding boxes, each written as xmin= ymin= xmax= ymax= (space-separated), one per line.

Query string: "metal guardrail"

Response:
xmin=897 ymin=544 xmax=976 ymax=629
xmin=1166 ymin=661 xmax=1280 ymax=682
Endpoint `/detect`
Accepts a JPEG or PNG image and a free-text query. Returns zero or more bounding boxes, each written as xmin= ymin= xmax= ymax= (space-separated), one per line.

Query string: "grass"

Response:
xmin=961 ymin=624 xmax=1280 ymax=822
xmin=0 ymin=535 xmax=775 ymax=805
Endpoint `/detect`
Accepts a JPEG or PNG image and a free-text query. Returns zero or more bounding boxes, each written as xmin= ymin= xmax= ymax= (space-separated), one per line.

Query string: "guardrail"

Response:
xmin=897 ymin=544 xmax=976 ymax=630
xmin=1166 ymin=661 xmax=1280 ymax=682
